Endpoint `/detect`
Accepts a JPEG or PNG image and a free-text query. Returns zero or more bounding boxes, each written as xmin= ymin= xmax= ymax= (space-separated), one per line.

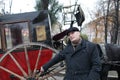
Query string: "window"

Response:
xmin=4 ymin=22 xmax=30 ymax=49
xmin=36 ymin=25 xmax=46 ymax=41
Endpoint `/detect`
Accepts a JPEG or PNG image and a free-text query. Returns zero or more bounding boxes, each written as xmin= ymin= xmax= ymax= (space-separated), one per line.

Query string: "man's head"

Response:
xmin=66 ymin=27 xmax=81 ymax=44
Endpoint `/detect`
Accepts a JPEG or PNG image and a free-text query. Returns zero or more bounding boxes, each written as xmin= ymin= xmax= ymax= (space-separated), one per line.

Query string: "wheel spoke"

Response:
xmin=0 ymin=66 xmax=26 ymax=80
xmin=24 ymin=45 xmax=32 ymax=77
xmin=51 ymin=76 xmax=57 ymax=80
xmin=32 ymin=46 xmax=42 ymax=77
xmin=8 ymin=53 xmax=28 ymax=77
xmin=38 ymin=67 xmax=65 ymax=80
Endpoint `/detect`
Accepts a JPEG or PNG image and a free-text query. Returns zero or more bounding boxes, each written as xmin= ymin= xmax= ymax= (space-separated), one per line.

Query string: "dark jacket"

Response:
xmin=43 ymin=40 xmax=102 ymax=80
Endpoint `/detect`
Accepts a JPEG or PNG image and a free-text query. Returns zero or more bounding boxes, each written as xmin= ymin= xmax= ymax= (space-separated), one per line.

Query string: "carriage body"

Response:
xmin=0 ymin=10 xmax=52 ymax=51
xmin=0 ymin=11 xmax=60 ymax=80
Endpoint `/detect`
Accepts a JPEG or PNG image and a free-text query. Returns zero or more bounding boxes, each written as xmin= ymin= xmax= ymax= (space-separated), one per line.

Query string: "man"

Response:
xmin=40 ymin=27 xmax=102 ymax=80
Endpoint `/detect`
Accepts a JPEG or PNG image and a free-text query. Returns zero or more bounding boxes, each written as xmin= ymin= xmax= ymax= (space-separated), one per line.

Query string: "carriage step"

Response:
xmin=108 ymin=71 xmax=118 ymax=78
xmin=108 ymin=71 xmax=118 ymax=80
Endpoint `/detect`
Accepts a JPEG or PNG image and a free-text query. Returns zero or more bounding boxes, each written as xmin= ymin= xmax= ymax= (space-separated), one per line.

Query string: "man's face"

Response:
xmin=68 ymin=31 xmax=80 ymax=44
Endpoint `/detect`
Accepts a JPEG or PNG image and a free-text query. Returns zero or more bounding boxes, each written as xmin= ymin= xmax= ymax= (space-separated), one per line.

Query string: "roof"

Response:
xmin=0 ymin=10 xmax=48 ymax=23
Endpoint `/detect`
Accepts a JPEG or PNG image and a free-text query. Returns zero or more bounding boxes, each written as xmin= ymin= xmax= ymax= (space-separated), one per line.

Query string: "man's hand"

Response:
xmin=40 ymin=66 xmax=44 ymax=73
xmin=36 ymin=66 xmax=44 ymax=77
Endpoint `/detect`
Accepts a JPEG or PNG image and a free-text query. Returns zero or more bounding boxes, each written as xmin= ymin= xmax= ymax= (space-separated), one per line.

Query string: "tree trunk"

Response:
xmin=104 ymin=0 xmax=110 ymax=44
xmin=111 ymin=0 xmax=119 ymax=44
xmin=41 ymin=0 xmax=49 ymax=10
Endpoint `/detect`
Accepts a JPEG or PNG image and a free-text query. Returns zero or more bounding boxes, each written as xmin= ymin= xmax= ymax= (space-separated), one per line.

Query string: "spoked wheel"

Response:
xmin=0 ymin=42 xmax=65 ymax=80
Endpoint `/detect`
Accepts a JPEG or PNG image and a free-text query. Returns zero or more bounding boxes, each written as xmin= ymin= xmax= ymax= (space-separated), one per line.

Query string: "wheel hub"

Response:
xmin=27 ymin=77 xmax=36 ymax=80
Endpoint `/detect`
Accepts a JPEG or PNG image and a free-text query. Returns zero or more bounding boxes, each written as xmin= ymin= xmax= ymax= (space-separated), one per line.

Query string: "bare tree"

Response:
xmin=87 ymin=0 xmax=107 ymax=43
xmin=101 ymin=0 xmax=120 ymax=44
xmin=110 ymin=0 xmax=120 ymax=44
xmin=91 ymin=0 xmax=120 ymax=44
xmin=0 ymin=0 xmax=5 ymax=14
xmin=104 ymin=0 xmax=110 ymax=44
xmin=9 ymin=0 xmax=13 ymax=14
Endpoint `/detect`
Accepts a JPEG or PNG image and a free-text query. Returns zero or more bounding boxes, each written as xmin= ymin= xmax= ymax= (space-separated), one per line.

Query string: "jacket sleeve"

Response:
xmin=87 ymin=44 xmax=102 ymax=80
xmin=42 ymin=51 xmax=65 ymax=72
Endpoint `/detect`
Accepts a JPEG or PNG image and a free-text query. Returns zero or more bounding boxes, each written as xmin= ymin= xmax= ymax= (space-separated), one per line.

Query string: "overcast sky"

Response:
xmin=2 ymin=0 xmax=99 ymax=28
xmin=3 ymin=0 xmax=98 ymax=14
xmin=3 ymin=0 xmax=36 ymax=13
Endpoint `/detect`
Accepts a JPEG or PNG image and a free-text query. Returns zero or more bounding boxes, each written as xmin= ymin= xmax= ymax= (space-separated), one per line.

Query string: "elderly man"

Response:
xmin=40 ymin=27 xmax=101 ymax=80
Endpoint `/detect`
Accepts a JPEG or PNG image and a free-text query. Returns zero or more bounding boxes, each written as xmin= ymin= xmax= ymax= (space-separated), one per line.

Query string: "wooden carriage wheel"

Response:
xmin=0 ymin=42 xmax=65 ymax=80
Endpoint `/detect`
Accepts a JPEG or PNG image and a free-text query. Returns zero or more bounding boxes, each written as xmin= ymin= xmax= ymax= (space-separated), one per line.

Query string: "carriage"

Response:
xmin=0 ymin=10 xmax=66 ymax=80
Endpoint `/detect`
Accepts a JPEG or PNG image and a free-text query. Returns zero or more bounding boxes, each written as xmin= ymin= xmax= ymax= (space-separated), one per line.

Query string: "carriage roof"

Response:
xmin=0 ymin=11 xmax=39 ymax=22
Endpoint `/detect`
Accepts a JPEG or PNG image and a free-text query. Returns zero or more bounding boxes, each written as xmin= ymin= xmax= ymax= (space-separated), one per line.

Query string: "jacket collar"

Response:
xmin=70 ymin=39 xmax=87 ymax=56
xmin=75 ymin=39 xmax=86 ymax=51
